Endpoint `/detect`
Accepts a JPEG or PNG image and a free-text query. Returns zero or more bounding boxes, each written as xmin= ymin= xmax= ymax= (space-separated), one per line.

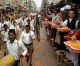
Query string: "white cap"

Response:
xmin=64 ymin=5 xmax=71 ymax=10
xmin=60 ymin=7 xmax=65 ymax=11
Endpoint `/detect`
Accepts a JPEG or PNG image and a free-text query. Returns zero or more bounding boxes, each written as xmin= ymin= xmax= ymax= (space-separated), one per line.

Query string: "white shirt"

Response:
xmin=10 ymin=20 xmax=20 ymax=31
xmin=6 ymin=39 xmax=28 ymax=60
xmin=19 ymin=17 xmax=28 ymax=26
xmin=30 ymin=19 xmax=35 ymax=31
xmin=52 ymin=14 xmax=63 ymax=23
xmin=9 ymin=23 xmax=16 ymax=30
xmin=15 ymin=25 xmax=21 ymax=33
xmin=38 ymin=14 xmax=41 ymax=18
xmin=52 ymin=14 xmax=56 ymax=22
xmin=24 ymin=18 xmax=28 ymax=25
xmin=0 ymin=23 xmax=3 ymax=31
xmin=4 ymin=20 xmax=10 ymax=27
xmin=61 ymin=18 xmax=79 ymax=29
xmin=16 ymin=18 xmax=23 ymax=28
xmin=1 ymin=30 xmax=9 ymax=42
xmin=21 ymin=30 xmax=36 ymax=44
xmin=15 ymin=19 xmax=20 ymax=24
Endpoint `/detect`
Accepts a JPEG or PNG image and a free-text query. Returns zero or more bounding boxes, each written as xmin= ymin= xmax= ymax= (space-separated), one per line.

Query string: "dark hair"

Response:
xmin=8 ymin=29 xmax=16 ymax=35
xmin=25 ymin=25 xmax=30 ymax=28
xmin=68 ymin=9 xmax=76 ymax=15
xmin=68 ymin=9 xmax=78 ymax=17
xmin=27 ymin=19 xmax=30 ymax=24
xmin=3 ymin=24 xmax=7 ymax=28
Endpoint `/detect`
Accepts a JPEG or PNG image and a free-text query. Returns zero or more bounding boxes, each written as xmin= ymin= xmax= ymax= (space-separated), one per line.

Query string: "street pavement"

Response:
xmin=32 ymin=27 xmax=58 ymax=66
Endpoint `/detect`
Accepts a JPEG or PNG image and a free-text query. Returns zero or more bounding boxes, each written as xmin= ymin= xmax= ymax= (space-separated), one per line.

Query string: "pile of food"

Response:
xmin=64 ymin=40 xmax=80 ymax=49
xmin=57 ymin=26 xmax=71 ymax=32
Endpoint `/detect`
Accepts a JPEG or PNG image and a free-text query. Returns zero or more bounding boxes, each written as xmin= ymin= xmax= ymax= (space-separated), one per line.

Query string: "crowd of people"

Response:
xmin=43 ymin=3 xmax=80 ymax=66
xmin=0 ymin=2 xmax=80 ymax=66
xmin=0 ymin=7 xmax=41 ymax=66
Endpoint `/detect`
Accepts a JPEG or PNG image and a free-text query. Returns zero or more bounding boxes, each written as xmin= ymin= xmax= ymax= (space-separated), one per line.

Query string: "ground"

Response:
xmin=32 ymin=26 xmax=58 ymax=66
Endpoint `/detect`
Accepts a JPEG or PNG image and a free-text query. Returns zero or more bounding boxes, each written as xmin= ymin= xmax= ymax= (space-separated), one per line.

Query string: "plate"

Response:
xmin=64 ymin=40 xmax=80 ymax=49
xmin=57 ymin=26 xmax=71 ymax=32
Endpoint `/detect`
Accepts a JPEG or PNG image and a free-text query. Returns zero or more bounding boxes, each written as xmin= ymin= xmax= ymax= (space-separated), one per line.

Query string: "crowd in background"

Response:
xmin=0 ymin=1 xmax=80 ymax=66
xmin=0 ymin=7 xmax=42 ymax=66
xmin=42 ymin=3 xmax=80 ymax=66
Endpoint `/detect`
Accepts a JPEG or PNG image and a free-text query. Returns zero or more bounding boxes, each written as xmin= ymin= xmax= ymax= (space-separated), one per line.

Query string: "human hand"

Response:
xmin=68 ymin=30 xmax=74 ymax=36
xmin=19 ymin=48 xmax=23 ymax=58
xmin=19 ymin=54 xmax=23 ymax=58
xmin=71 ymin=36 xmax=76 ymax=42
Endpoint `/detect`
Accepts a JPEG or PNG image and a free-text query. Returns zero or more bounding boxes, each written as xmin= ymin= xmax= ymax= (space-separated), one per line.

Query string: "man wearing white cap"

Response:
xmin=1 ymin=24 xmax=9 ymax=43
xmin=51 ymin=8 xmax=64 ymax=46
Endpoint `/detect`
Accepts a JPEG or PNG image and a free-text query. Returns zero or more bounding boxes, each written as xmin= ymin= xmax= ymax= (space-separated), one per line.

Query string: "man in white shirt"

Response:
xmin=1 ymin=24 xmax=9 ymax=56
xmin=21 ymin=24 xmax=35 ymax=66
xmin=30 ymin=18 xmax=35 ymax=31
xmin=1 ymin=24 xmax=9 ymax=43
xmin=18 ymin=16 xmax=28 ymax=31
xmin=20 ymin=17 xmax=25 ymax=26
xmin=15 ymin=16 xmax=21 ymax=25
xmin=4 ymin=17 xmax=10 ymax=28
xmin=6 ymin=29 xmax=28 ymax=66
